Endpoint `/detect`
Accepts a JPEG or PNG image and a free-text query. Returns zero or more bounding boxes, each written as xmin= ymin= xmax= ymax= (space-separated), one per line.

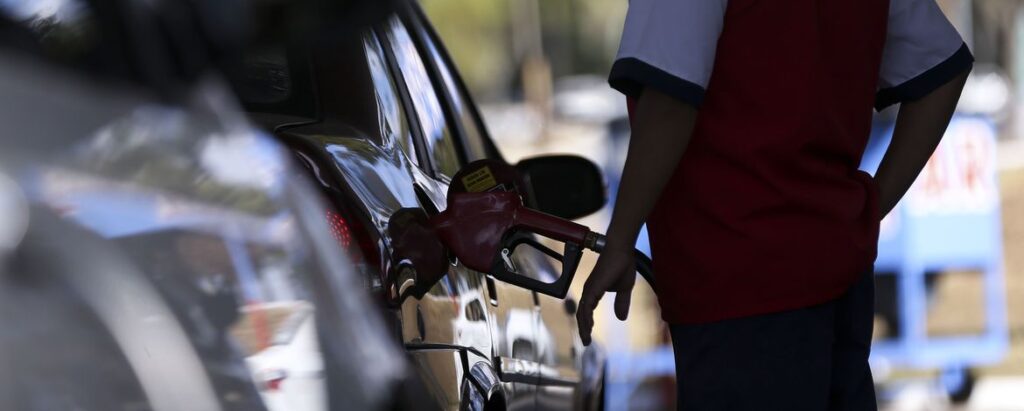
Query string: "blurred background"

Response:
xmin=419 ymin=0 xmax=1024 ymax=409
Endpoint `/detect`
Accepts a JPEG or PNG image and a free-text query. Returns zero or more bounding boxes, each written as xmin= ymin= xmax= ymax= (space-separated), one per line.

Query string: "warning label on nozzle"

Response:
xmin=462 ymin=166 xmax=498 ymax=193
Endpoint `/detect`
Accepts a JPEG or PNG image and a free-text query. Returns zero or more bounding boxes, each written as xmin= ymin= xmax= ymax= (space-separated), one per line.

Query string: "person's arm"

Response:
xmin=576 ymin=89 xmax=697 ymax=345
xmin=875 ymin=69 xmax=969 ymax=217
xmin=580 ymin=0 xmax=725 ymax=345
xmin=873 ymin=0 xmax=974 ymax=215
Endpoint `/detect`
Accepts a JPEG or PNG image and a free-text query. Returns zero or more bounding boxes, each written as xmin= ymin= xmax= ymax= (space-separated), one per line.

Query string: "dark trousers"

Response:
xmin=669 ymin=272 xmax=877 ymax=411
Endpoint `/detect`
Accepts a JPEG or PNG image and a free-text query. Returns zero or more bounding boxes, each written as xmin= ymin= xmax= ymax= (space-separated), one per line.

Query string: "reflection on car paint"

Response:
xmin=363 ymin=34 xmax=420 ymax=165
xmin=0 ymin=172 xmax=29 ymax=258
xmin=402 ymin=267 xmax=492 ymax=353
xmin=408 ymin=349 xmax=465 ymax=410
xmin=324 ymin=138 xmax=419 ymax=230
xmin=383 ymin=16 xmax=461 ymax=178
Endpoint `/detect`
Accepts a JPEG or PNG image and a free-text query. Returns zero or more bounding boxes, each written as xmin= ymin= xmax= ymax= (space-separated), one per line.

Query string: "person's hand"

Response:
xmin=576 ymin=246 xmax=637 ymax=346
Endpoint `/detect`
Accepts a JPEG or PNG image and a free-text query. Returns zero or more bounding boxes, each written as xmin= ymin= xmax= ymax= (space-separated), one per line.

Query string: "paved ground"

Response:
xmin=882 ymin=377 xmax=1024 ymax=411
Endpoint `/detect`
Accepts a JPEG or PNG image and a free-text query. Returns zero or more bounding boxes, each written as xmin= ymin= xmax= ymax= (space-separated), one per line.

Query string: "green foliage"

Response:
xmin=420 ymin=0 xmax=514 ymax=99
xmin=421 ymin=0 xmax=626 ymax=100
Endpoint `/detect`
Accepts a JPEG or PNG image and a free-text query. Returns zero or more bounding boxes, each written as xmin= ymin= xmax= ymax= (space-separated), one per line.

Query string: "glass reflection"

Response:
xmin=418 ymin=25 xmax=489 ymax=161
xmin=383 ymin=16 xmax=461 ymax=179
xmin=0 ymin=0 xmax=97 ymax=59
xmin=2 ymin=78 xmax=404 ymax=410
xmin=326 ymin=140 xmax=420 ymax=231
xmin=364 ymin=32 xmax=419 ymax=165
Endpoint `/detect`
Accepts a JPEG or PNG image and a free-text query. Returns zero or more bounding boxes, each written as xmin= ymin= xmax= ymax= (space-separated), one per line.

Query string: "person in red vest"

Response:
xmin=577 ymin=0 xmax=972 ymax=408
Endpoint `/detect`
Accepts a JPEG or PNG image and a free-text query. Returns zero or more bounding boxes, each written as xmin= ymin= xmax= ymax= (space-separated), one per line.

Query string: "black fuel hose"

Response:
xmin=634 ymin=250 xmax=655 ymax=287
xmin=587 ymin=232 xmax=655 ymax=287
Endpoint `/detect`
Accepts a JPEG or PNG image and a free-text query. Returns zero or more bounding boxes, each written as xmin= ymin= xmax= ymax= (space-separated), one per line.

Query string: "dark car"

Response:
xmin=231 ymin=2 xmax=609 ymax=410
xmin=0 ymin=0 xmax=423 ymax=409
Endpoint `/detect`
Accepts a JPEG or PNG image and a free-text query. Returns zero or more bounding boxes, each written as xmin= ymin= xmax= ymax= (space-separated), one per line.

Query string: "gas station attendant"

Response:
xmin=576 ymin=0 xmax=974 ymax=409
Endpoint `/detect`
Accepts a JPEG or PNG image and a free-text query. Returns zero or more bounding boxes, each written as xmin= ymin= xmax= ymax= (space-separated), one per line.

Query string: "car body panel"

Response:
xmin=485 ymin=279 xmax=541 ymax=411
xmin=536 ymin=294 xmax=584 ymax=410
xmin=408 ymin=349 xmax=466 ymax=411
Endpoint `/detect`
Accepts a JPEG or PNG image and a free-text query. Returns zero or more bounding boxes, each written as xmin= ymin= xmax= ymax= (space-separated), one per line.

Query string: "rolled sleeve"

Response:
xmin=875 ymin=0 xmax=974 ymax=110
xmin=608 ymin=0 xmax=728 ymax=108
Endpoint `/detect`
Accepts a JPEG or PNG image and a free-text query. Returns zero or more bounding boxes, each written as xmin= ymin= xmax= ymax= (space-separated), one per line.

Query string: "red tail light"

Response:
xmin=324 ymin=204 xmax=384 ymax=290
xmin=326 ymin=210 xmax=353 ymax=249
xmin=294 ymin=151 xmax=385 ymax=289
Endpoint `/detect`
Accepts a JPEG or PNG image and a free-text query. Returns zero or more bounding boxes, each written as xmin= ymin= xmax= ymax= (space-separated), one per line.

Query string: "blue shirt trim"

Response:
xmin=875 ymin=43 xmax=974 ymax=110
xmin=609 ymin=58 xmax=706 ymax=108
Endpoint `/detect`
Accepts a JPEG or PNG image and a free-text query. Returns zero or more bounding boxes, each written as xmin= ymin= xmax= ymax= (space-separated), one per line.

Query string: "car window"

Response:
xmin=363 ymin=32 xmax=419 ymax=165
xmin=416 ymin=22 xmax=489 ymax=161
xmin=231 ymin=44 xmax=318 ymax=122
xmin=382 ymin=16 xmax=462 ymax=179
xmin=234 ymin=47 xmax=292 ymax=105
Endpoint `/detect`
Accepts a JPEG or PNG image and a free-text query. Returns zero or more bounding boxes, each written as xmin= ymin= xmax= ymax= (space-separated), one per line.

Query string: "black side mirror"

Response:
xmin=516 ymin=155 xmax=606 ymax=220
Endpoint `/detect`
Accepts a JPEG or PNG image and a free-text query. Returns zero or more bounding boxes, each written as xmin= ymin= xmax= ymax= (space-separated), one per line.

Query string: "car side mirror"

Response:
xmin=515 ymin=155 xmax=606 ymax=220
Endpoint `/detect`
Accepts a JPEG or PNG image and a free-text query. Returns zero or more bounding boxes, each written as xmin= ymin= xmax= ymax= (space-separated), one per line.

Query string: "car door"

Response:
xmin=352 ymin=29 xmax=499 ymax=411
xmin=399 ymin=5 xmax=586 ymax=410
xmin=377 ymin=13 xmax=542 ymax=411
xmin=512 ymin=250 xmax=585 ymax=410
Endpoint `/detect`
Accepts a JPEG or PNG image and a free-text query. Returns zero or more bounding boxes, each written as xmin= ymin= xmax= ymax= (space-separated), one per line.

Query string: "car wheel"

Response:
xmin=944 ymin=368 xmax=976 ymax=404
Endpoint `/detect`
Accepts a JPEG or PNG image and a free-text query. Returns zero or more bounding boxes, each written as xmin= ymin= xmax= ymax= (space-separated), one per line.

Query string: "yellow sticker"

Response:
xmin=462 ymin=166 xmax=498 ymax=193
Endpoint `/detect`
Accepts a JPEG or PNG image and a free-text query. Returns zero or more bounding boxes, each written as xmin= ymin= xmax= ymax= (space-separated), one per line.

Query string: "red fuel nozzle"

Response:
xmin=428 ymin=191 xmax=653 ymax=298
xmin=430 ymin=191 xmax=589 ymax=282
xmin=388 ymin=159 xmax=654 ymax=302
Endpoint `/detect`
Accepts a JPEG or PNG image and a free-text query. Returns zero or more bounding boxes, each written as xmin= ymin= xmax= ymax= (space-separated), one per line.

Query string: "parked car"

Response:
xmin=231 ymin=2 xmax=608 ymax=410
xmin=0 ymin=0 xmax=423 ymax=410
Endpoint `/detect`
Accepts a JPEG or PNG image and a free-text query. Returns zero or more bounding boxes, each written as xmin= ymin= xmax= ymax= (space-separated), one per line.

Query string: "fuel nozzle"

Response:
xmin=429 ymin=190 xmax=653 ymax=299
xmin=389 ymin=159 xmax=654 ymax=302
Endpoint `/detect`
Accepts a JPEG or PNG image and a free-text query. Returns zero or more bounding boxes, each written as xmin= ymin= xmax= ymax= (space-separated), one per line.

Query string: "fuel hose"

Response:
xmin=585 ymin=232 xmax=656 ymax=287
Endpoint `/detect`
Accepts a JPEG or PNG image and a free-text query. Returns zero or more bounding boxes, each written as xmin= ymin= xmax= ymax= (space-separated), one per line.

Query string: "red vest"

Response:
xmin=644 ymin=1 xmax=889 ymax=323
xmin=612 ymin=0 xmax=970 ymax=323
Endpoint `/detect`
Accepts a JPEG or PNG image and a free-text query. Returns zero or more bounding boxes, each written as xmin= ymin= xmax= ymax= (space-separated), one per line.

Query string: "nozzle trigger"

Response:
xmin=500 ymin=248 xmax=518 ymax=273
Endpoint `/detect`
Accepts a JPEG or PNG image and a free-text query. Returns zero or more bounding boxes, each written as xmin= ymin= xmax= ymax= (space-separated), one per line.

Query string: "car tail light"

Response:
xmin=292 ymin=151 xmax=386 ymax=290
xmin=325 ymin=210 xmax=353 ymax=249
xmin=324 ymin=204 xmax=384 ymax=291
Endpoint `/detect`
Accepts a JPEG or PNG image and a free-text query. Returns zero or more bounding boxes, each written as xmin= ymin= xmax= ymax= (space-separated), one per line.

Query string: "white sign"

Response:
xmin=905 ymin=117 xmax=999 ymax=216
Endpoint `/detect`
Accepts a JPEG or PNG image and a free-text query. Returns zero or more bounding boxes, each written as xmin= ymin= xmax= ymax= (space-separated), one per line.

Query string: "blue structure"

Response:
xmin=860 ymin=114 xmax=1009 ymax=399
